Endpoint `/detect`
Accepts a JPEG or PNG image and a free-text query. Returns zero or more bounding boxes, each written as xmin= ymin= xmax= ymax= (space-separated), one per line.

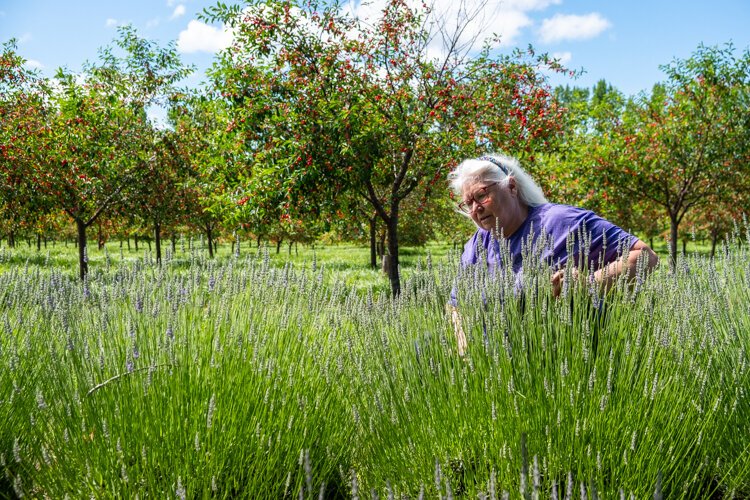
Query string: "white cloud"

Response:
xmin=177 ymin=20 xmax=233 ymax=54
xmin=24 ymin=59 xmax=44 ymax=69
xmin=171 ymin=5 xmax=186 ymax=20
xmin=551 ymin=51 xmax=572 ymax=65
xmin=489 ymin=10 xmax=534 ymax=45
xmin=166 ymin=0 xmax=178 ymax=6
xmin=345 ymin=0 xmax=560 ymax=61
xmin=494 ymin=0 xmax=560 ymax=10
xmin=538 ymin=13 xmax=611 ymax=44
xmin=105 ymin=18 xmax=119 ymax=28
xmin=146 ymin=18 xmax=160 ymax=29
xmin=18 ymin=32 xmax=32 ymax=44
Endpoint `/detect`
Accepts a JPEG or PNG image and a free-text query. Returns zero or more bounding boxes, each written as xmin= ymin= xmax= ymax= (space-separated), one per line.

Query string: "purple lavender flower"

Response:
xmin=36 ymin=390 xmax=47 ymax=410
xmin=206 ymin=394 xmax=216 ymax=429
xmin=176 ymin=477 xmax=186 ymax=500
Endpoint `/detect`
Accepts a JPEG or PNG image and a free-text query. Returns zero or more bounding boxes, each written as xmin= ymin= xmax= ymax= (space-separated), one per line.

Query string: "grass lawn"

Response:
xmin=0 ymin=232 xmax=713 ymax=290
xmin=0 ymin=237 xmax=462 ymax=295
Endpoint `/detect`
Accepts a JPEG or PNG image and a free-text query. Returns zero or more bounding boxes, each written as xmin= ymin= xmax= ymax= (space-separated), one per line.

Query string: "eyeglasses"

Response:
xmin=458 ymin=182 xmax=499 ymax=213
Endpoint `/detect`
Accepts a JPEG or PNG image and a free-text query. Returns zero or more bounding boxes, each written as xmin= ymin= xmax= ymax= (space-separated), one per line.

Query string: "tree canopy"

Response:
xmin=206 ymin=0 xmax=567 ymax=294
xmin=591 ymin=43 xmax=750 ymax=265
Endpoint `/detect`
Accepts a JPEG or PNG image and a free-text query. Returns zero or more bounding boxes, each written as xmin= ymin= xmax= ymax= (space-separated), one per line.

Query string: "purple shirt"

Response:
xmin=460 ymin=203 xmax=638 ymax=275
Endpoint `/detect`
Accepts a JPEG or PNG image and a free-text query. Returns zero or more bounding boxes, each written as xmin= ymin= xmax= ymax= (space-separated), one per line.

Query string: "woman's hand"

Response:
xmin=551 ymin=240 xmax=659 ymax=298
xmin=551 ymin=268 xmax=579 ymax=298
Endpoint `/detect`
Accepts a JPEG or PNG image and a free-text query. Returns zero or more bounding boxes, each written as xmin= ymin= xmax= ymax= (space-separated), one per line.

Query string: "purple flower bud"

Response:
xmin=176 ymin=477 xmax=186 ymax=500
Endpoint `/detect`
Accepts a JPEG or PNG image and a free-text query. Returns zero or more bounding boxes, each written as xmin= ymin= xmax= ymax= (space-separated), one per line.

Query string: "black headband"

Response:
xmin=477 ymin=156 xmax=509 ymax=175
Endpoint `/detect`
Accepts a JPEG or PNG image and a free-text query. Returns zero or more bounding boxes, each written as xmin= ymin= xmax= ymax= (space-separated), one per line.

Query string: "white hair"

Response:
xmin=448 ymin=154 xmax=548 ymax=211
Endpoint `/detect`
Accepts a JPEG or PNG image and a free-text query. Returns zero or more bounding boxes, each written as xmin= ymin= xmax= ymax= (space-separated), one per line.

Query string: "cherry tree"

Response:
xmin=34 ymin=27 xmax=190 ymax=278
xmin=0 ymin=40 xmax=52 ymax=247
xmin=592 ymin=44 xmax=750 ymax=266
xmin=207 ymin=0 xmax=567 ymax=294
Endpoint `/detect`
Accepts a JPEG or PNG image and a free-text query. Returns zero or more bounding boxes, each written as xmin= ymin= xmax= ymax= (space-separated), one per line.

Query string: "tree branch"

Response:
xmin=364 ymin=178 xmax=390 ymax=223
xmin=86 ymin=363 xmax=174 ymax=397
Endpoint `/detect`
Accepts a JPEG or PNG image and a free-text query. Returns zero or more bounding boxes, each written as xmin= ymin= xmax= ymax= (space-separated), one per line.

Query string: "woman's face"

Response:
xmin=461 ymin=177 xmax=527 ymax=236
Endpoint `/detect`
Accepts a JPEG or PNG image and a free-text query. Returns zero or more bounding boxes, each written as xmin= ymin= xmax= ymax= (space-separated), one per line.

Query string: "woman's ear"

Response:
xmin=507 ymin=176 xmax=518 ymax=195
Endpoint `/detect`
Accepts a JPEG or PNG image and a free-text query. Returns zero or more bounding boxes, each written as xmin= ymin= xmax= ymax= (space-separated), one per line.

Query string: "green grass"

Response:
xmin=0 ymin=238 xmax=459 ymax=296
xmin=0 ymin=234 xmax=748 ymax=498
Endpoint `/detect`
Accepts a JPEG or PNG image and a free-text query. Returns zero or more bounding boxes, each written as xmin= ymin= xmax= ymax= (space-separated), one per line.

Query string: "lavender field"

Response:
xmin=1 ymin=233 xmax=748 ymax=499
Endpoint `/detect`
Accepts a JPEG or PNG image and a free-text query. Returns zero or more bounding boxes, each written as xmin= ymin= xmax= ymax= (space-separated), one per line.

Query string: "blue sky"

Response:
xmin=2 ymin=0 xmax=749 ymax=98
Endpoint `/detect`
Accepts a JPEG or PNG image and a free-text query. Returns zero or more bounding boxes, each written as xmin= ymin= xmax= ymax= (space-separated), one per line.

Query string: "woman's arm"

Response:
xmin=551 ymin=239 xmax=659 ymax=297
xmin=446 ymin=303 xmax=468 ymax=356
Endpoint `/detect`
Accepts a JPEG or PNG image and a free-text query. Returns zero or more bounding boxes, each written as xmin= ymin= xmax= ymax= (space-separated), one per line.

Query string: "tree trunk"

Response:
xmin=135 ymin=235 xmax=139 ymax=252
xmin=154 ymin=222 xmax=162 ymax=265
xmin=206 ymin=225 xmax=214 ymax=259
xmin=276 ymin=239 xmax=282 ymax=254
xmin=97 ymin=224 xmax=104 ymax=250
xmin=257 ymin=235 xmax=261 ymax=248
xmin=649 ymin=236 xmax=654 ymax=250
xmin=369 ymin=217 xmax=377 ymax=268
xmin=127 ymin=238 xmax=131 ymax=251
xmin=44 ymin=237 xmax=47 ymax=249
xmin=669 ymin=215 xmax=679 ymax=271
xmin=288 ymin=241 xmax=293 ymax=256
xmin=171 ymin=234 xmax=177 ymax=254
xmin=385 ymin=209 xmax=401 ymax=296
xmin=147 ymin=238 xmax=152 ymax=252
xmin=710 ymin=230 xmax=719 ymax=258
xmin=76 ymin=219 xmax=88 ymax=280
xmin=295 ymin=242 xmax=298 ymax=256
xmin=381 ymin=254 xmax=391 ymax=275
xmin=37 ymin=233 xmax=41 ymax=252
xmin=682 ymin=238 xmax=687 ymax=255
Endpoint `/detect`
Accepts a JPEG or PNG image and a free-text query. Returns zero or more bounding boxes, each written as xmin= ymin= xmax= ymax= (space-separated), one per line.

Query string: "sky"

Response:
xmin=2 ymin=0 xmax=750 ymax=100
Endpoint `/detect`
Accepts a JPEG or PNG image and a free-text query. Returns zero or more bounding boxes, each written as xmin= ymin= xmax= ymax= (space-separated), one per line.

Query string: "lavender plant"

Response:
xmin=0 ymin=232 xmax=747 ymax=498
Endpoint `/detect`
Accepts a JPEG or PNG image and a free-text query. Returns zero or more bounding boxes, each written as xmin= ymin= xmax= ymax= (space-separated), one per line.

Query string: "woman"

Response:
xmin=447 ymin=154 xmax=659 ymax=353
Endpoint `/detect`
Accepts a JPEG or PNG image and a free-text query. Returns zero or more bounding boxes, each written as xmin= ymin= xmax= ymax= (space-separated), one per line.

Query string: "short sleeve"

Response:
xmin=574 ymin=210 xmax=638 ymax=269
